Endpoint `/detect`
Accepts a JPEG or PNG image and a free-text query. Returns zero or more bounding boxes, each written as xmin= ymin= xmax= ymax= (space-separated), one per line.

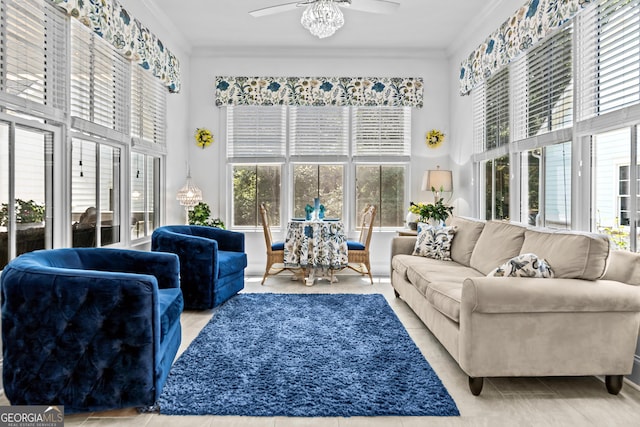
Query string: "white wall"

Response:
xmin=186 ymin=49 xmax=452 ymax=275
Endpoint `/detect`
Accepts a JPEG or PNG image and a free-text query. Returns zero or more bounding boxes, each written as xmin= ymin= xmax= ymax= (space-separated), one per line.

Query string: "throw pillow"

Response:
xmin=488 ymin=253 xmax=554 ymax=278
xmin=412 ymin=224 xmax=457 ymax=261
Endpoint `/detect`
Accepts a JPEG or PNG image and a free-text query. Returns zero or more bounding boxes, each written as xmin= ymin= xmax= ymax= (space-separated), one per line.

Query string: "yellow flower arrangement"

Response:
xmin=426 ymin=129 xmax=445 ymax=149
xmin=195 ymin=128 xmax=213 ymax=149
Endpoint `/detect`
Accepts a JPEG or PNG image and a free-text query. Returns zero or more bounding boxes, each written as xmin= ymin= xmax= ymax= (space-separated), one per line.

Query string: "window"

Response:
xmin=355 ymin=165 xmax=406 ymax=227
xmin=71 ymin=139 xmax=121 ymax=247
xmin=0 ymin=119 xmax=55 ymax=269
xmin=485 ymin=68 xmax=510 ymax=150
xmin=131 ymin=66 xmax=167 ymax=146
xmin=618 ymin=164 xmax=640 ymax=226
xmin=227 ymin=105 xmax=410 ymax=229
xmin=293 ymin=164 xmax=344 ymax=219
xmin=484 ymin=155 xmax=510 ymax=220
xmin=232 ymin=165 xmax=281 ymax=227
xmin=593 ymin=128 xmax=638 ymax=251
xmin=131 ymin=152 xmax=159 ymax=240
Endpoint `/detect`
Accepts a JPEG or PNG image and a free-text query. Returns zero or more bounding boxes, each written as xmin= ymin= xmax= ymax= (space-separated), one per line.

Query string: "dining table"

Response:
xmin=283 ymin=219 xmax=348 ymax=285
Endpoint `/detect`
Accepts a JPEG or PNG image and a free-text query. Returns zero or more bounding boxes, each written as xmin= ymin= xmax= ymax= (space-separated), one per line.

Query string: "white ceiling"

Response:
xmin=141 ymin=0 xmax=510 ymax=54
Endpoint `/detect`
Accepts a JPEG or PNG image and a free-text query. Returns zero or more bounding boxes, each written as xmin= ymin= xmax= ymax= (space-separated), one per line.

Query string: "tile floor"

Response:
xmin=3 ymin=272 xmax=640 ymax=426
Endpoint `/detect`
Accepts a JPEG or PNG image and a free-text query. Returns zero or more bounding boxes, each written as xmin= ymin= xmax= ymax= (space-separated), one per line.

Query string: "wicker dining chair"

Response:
xmin=260 ymin=203 xmax=287 ymax=284
xmin=346 ymin=204 xmax=376 ymax=284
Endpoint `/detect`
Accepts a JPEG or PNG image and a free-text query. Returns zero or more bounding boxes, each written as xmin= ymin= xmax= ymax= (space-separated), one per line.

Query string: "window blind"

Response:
xmin=71 ymin=19 xmax=129 ymax=134
xmin=227 ymin=105 xmax=286 ymax=159
xmin=352 ymin=107 xmax=410 ymax=157
xmin=290 ymin=106 xmax=348 ymax=157
xmin=0 ymin=0 xmax=66 ymax=111
xmin=131 ymin=66 xmax=166 ymax=146
xmin=472 ymin=83 xmax=486 ymax=154
xmin=578 ymin=0 xmax=640 ymax=120
xmin=513 ymin=25 xmax=573 ymax=139
xmin=485 ymin=68 xmax=510 ymax=150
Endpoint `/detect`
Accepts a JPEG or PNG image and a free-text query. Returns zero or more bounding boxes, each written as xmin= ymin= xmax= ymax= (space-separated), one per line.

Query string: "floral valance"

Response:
xmin=49 ymin=0 xmax=181 ymax=93
xmin=215 ymin=77 xmax=423 ymax=108
xmin=459 ymin=0 xmax=593 ymax=95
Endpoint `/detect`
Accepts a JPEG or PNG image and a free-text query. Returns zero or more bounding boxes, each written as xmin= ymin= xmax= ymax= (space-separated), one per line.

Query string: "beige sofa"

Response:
xmin=391 ymin=217 xmax=640 ymax=395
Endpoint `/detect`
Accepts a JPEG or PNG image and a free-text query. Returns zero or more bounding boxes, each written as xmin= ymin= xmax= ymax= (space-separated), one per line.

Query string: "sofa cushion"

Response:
xmin=469 ymin=221 xmax=527 ymax=275
xmin=449 ymin=216 xmax=485 ymax=266
xmin=405 ymin=258 xmax=484 ymax=296
xmin=157 ymin=288 xmax=184 ymax=344
xmin=603 ymin=250 xmax=640 ymax=285
xmin=488 ymin=253 xmax=554 ymax=278
xmin=218 ymin=251 xmax=248 ymax=278
xmin=425 ymin=281 xmax=464 ymax=323
xmin=412 ymin=224 xmax=457 ymax=260
xmin=519 ymin=229 xmax=610 ymax=280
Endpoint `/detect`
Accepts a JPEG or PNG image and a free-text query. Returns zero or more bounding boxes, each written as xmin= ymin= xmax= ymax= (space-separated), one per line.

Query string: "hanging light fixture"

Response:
xmin=301 ymin=0 xmax=345 ymax=39
xmin=176 ymin=165 xmax=202 ymax=224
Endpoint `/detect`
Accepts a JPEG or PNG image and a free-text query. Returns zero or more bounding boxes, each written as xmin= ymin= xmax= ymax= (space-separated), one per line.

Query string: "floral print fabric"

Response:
xmin=215 ymin=76 xmax=423 ymax=108
xmin=459 ymin=0 xmax=593 ymax=95
xmin=50 ymin=0 xmax=181 ymax=93
xmin=488 ymin=253 xmax=555 ymax=278
xmin=284 ymin=221 xmax=348 ymax=269
xmin=412 ymin=224 xmax=457 ymax=261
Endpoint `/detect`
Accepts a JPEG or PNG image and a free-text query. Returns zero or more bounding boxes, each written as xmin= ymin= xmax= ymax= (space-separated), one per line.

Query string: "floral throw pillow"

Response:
xmin=488 ymin=253 xmax=554 ymax=278
xmin=412 ymin=224 xmax=457 ymax=261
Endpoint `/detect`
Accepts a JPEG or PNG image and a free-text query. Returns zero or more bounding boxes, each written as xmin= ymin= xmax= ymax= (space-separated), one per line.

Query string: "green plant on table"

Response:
xmin=409 ymin=198 xmax=453 ymax=224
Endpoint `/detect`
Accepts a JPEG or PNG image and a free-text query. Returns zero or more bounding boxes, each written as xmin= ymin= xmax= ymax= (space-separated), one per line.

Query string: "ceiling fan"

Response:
xmin=249 ymin=0 xmax=401 ymax=39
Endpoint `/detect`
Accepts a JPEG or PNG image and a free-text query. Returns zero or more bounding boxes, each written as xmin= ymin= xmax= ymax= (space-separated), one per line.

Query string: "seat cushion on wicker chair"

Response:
xmin=271 ymin=241 xmax=284 ymax=251
xmin=347 ymin=240 xmax=366 ymax=250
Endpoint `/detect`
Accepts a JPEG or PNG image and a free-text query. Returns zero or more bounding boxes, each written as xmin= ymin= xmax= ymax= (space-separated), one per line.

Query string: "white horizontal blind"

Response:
xmin=227 ymin=105 xmax=286 ymax=159
xmin=71 ymin=20 xmax=129 ymax=134
xmin=579 ymin=0 xmax=640 ymax=120
xmin=1 ymin=0 xmax=66 ymax=110
xmin=485 ymin=67 xmax=510 ymax=150
xmin=352 ymin=107 xmax=410 ymax=156
xmin=131 ymin=65 xmax=166 ymax=146
xmin=513 ymin=25 xmax=573 ymax=139
xmin=290 ymin=106 xmax=348 ymax=156
xmin=472 ymin=83 xmax=486 ymax=154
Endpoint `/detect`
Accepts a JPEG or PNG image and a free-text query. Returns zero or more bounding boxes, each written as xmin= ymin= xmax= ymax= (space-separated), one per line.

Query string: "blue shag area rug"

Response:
xmin=158 ymin=293 xmax=459 ymax=417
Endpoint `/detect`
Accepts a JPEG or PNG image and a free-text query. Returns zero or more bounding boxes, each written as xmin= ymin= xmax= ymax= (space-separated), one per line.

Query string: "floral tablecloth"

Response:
xmin=284 ymin=220 xmax=348 ymax=270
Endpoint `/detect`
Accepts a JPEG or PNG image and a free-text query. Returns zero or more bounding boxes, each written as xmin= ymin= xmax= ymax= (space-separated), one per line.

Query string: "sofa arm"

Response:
xmin=75 ymin=248 xmax=180 ymax=290
xmin=1 ymin=266 xmax=161 ymax=410
xmin=391 ymin=236 xmax=416 ymax=257
xmin=461 ymin=276 xmax=640 ymax=315
xmin=190 ymin=226 xmax=245 ymax=252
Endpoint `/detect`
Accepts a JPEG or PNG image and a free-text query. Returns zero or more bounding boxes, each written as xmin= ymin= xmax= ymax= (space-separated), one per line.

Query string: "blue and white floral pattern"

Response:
xmin=49 ymin=0 xmax=181 ymax=93
xmin=215 ymin=76 xmax=423 ymax=107
xmin=488 ymin=253 xmax=554 ymax=278
xmin=459 ymin=0 xmax=593 ymax=95
xmin=413 ymin=224 xmax=457 ymax=261
xmin=284 ymin=221 xmax=348 ymax=269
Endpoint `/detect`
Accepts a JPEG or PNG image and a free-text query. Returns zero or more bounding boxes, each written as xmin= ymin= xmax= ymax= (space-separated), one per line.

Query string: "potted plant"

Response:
xmin=408 ymin=198 xmax=454 ymax=226
xmin=188 ymin=202 xmax=225 ymax=229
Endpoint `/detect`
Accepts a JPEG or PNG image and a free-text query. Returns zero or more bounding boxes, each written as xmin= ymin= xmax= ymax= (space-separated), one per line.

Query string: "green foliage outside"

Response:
xmin=188 ymin=202 xmax=225 ymax=229
xmin=0 ymin=199 xmax=45 ymax=226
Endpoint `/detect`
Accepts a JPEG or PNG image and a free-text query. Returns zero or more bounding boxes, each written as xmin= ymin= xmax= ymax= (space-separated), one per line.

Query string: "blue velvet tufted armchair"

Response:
xmin=0 ymin=248 xmax=184 ymax=413
xmin=151 ymin=225 xmax=247 ymax=309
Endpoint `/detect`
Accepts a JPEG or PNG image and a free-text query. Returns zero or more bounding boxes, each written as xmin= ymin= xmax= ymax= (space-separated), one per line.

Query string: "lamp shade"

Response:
xmin=422 ymin=168 xmax=453 ymax=193
xmin=176 ymin=173 xmax=202 ymax=207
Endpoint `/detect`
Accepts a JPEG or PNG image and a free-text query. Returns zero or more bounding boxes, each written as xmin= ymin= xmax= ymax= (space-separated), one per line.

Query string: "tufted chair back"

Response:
xmin=0 ymin=248 xmax=183 ymax=413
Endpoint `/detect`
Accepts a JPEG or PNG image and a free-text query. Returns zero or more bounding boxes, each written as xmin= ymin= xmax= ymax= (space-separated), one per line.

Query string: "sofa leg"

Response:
xmin=605 ymin=375 xmax=623 ymax=395
xmin=393 ymin=289 xmax=399 ymax=298
xmin=469 ymin=376 xmax=484 ymax=396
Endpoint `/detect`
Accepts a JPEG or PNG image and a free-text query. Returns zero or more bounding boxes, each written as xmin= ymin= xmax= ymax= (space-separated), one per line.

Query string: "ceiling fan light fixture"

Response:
xmin=301 ymin=0 xmax=345 ymax=39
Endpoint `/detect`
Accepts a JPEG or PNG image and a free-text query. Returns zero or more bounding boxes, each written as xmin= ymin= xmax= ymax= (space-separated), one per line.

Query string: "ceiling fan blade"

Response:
xmin=345 ymin=0 xmax=400 ymax=14
xmin=249 ymin=2 xmax=306 ymax=18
